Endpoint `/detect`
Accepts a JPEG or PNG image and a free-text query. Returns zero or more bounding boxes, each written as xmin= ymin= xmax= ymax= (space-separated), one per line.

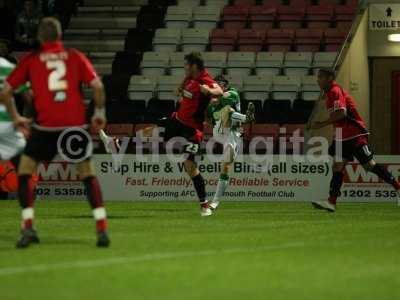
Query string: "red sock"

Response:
xmin=93 ymin=207 xmax=107 ymax=233
xmin=21 ymin=207 xmax=34 ymax=230
xmin=328 ymin=196 xmax=337 ymax=205
xmin=394 ymin=181 xmax=400 ymax=191
xmin=96 ymin=219 xmax=107 ymax=233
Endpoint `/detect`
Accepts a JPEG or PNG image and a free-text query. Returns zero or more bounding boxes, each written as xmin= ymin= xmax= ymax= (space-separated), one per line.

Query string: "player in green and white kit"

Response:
xmin=207 ymin=75 xmax=255 ymax=211
xmin=0 ymin=57 xmax=28 ymax=160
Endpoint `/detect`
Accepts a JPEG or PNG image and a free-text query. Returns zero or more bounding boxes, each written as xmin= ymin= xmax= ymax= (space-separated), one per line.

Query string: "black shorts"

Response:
xmin=24 ymin=127 xmax=92 ymax=163
xmin=158 ymin=117 xmax=203 ymax=160
xmin=328 ymin=135 xmax=373 ymax=164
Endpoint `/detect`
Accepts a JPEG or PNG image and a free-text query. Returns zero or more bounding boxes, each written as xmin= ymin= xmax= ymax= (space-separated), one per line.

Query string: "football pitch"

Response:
xmin=0 ymin=201 xmax=399 ymax=300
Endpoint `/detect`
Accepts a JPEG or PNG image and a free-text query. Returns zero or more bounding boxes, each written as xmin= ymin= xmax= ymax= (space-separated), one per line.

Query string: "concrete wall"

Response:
xmin=337 ymin=8 xmax=371 ymax=126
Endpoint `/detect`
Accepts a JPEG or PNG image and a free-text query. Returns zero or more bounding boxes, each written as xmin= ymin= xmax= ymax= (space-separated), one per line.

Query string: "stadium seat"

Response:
xmin=335 ymin=5 xmax=357 ymax=30
xmin=305 ymin=5 xmax=334 ymax=29
xmin=238 ymin=29 xmax=265 ymax=52
xmin=283 ymin=52 xmax=313 ymax=76
xmin=193 ymin=6 xmax=221 ymax=30
xmin=165 ymin=6 xmax=192 ymax=29
xmin=291 ymin=100 xmax=315 ymax=123
xmin=324 ymin=28 xmax=347 ymax=51
xmin=157 ymin=76 xmax=182 ymax=101
xmin=295 ymin=29 xmax=323 ymax=52
xmin=243 ymin=75 xmax=272 ymax=103
xmin=128 ymin=75 xmax=157 ymax=102
xmin=141 ymin=52 xmax=169 ymax=77
xmin=312 ymin=52 xmax=337 ymax=73
xmin=222 ymin=5 xmax=249 ymax=30
xmin=248 ymin=123 xmax=279 ymax=153
xmin=249 ymin=5 xmax=276 ymax=30
xmin=265 ymin=29 xmax=294 ymax=52
xmin=260 ymin=0 xmax=283 ymax=5
xmin=103 ymin=73 xmax=131 ymax=102
xmin=106 ymin=124 xmax=135 ymax=138
xmin=107 ymin=100 xmax=146 ymax=123
xmin=264 ymin=100 xmax=292 ymax=124
xmin=146 ymin=99 xmax=176 ymax=122
xmin=203 ymin=52 xmax=227 ymax=77
xmin=255 ymin=52 xmax=284 ymax=76
xmin=153 ymin=28 xmax=181 ymax=53
xmin=301 ymin=75 xmax=321 ymax=101
xmin=205 ymin=0 xmax=229 ymax=9
xmin=177 ymin=0 xmax=201 ymax=7
xmin=210 ymin=29 xmax=237 ymax=52
xmin=225 ymin=75 xmax=244 ymax=90
xmin=278 ymin=123 xmax=305 ymax=154
xmin=271 ymin=75 xmax=301 ymax=101
xmin=169 ymin=52 xmax=186 ymax=76
xmin=227 ymin=52 xmax=256 ymax=76
xmin=181 ymin=28 xmax=210 ymax=52
xmin=277 ymin=6 xmax=305 ymax=29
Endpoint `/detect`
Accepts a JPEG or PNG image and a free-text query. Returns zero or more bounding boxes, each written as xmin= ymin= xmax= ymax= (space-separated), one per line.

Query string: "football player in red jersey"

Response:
xmin=310 ymin=68 xmax=400 ymax=212
xmin=0 ymin=18 xmax=110 ymax=248
xmin=144 ymin=52 xmax=223 ymax=216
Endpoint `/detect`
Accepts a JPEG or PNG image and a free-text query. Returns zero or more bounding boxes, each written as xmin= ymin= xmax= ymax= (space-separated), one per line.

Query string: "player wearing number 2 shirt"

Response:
xmin=310 ymin=68 xmax=400 ymax=212
xmin=0 ymin=17 xmax=110 ymax=248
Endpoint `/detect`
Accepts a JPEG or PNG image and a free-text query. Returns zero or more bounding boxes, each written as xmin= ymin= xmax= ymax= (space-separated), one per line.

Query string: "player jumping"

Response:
xmin=310 ymin=68 xmax=400 ymax=212
xmin=141 ymin=52 xmax=223 ymax=216
xmin=0 ymin=17 xmax=110 ymax=248
xmin=206 ymin=75 xmax=255 ymax=211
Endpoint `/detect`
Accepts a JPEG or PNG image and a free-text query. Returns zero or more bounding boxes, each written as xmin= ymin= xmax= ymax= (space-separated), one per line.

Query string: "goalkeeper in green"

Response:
xmin=207 ymin=75 xmax=255 ymax=211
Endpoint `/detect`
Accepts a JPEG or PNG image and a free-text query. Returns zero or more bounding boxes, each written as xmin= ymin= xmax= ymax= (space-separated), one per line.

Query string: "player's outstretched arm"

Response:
xmin=311 ymin=110 xmax=346 ymax=130
xmin=200 ymin=84 xmax=223 ymax=97
xmin=90 ymin=77 xmax=106 ymax=134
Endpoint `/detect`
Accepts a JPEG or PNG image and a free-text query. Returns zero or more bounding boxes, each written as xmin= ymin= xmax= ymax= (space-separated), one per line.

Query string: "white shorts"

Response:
xmin=213 ymin=123 xmax=241 ymax=163
xmin=0 ymin=123 xmax=26 ymax=160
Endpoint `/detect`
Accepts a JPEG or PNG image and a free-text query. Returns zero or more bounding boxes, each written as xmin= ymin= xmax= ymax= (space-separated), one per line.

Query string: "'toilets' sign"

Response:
xmin=369 ymin=4 xmax=400 ymax=30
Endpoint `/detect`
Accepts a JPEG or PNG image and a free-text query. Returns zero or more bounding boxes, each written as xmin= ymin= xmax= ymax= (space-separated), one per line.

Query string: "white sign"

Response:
xmin=369 ymin=4 xmax=400 ymax=30
xmin=35 ymin=155 xmax=400 ymax=203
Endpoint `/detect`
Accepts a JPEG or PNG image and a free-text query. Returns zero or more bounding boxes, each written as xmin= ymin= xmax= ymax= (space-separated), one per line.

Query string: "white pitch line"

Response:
xmin=0 ymin=242 xmax=304 ymax=277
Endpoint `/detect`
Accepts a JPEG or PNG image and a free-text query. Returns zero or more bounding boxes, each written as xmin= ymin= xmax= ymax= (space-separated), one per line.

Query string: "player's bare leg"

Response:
xmin=312 ymin=161 xmax=347 ymax=213
xmin=16 ymin=155 xmax=40 ymax=248
xmin=210 ymin=146 xmax=235 ymax=211
xmin=184 ymin=159 xmax=212 ymax=216
xmin=362 ymin=159 xmax=400 ymax=206
xmin=77 ymin=160 xmax=110 ymax=247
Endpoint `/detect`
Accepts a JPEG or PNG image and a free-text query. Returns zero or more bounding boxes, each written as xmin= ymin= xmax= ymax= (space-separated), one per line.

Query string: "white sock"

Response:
xmin=231 ymin=112 xmax=247 ymax=122
xmin=213 ymin=175 xmax=229 ymax=202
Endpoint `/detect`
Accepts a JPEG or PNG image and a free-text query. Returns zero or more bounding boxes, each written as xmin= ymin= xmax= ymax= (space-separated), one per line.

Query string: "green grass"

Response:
xmin=0 ymin=201 xmax=399 ymax=300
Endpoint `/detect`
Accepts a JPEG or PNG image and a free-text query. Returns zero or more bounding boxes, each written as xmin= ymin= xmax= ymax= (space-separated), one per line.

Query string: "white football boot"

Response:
xmin=311 ymin=200 xmax=336 ymax=213
xmin=99 ymin=129 xmax=120 ymax=154
xmin=209 ymin=200 xmax=220 ymax=211
xmin=200 ymin=202 xmax=213 ymax=217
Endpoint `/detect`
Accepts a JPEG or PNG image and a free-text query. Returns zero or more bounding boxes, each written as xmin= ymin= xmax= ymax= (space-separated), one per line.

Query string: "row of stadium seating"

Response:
xmin=151 ymin=28 xmax=346 ymax=52
xmin=164 ymin=3 xmax=356 ymax=30
xmin=126 ymin=74 xmax=320 ymax=102
xmin=98 ymin=122 xmax=307 ymax=154
xmin=140 ymin=51 xmax=337 ymax=76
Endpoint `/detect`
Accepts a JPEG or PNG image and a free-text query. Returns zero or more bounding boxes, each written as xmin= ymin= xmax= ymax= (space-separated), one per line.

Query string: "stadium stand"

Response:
xmin=0 ymin=0 xmax=359 ymax=154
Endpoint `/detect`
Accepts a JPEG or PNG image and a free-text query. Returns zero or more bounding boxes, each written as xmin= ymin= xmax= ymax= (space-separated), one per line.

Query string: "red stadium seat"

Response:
xmin=222 ymin=5 xmax=250 ymax=30
xmin=277 ymin=6 xmax=305 ymax=29
xmin=106 ymin=124 xmax=135 ymax=138
xmin=238 ymin=29 xmax=265 ymax=52
xmin=278 ymin=124 xmax=305 ymax=154
xmin=210 ymin=28 xmax=238 ymax=52
xmin=295 ymin=28 xmax=323 ymax=52
xmin=335 ymin=5 xmax=356 ymax=30
xmin=324 ymin=28 xmax=347 ymax=51
xmin=249 ymin=5 xmax=276 ymax=30
xmin=306 ymin=5 xmax=334 ymax=29
xmin=260 ymin=0 xmax=283 ymax=6
xmin=234 ymin=0 xmax=256 ymax=5
xmin=265 ymin=29 xmax=294 ymax=52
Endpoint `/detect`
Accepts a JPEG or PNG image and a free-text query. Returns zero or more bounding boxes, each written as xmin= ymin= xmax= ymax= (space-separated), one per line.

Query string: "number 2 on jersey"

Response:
xmin=46 ymin=60 xmax=68 ymax=102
